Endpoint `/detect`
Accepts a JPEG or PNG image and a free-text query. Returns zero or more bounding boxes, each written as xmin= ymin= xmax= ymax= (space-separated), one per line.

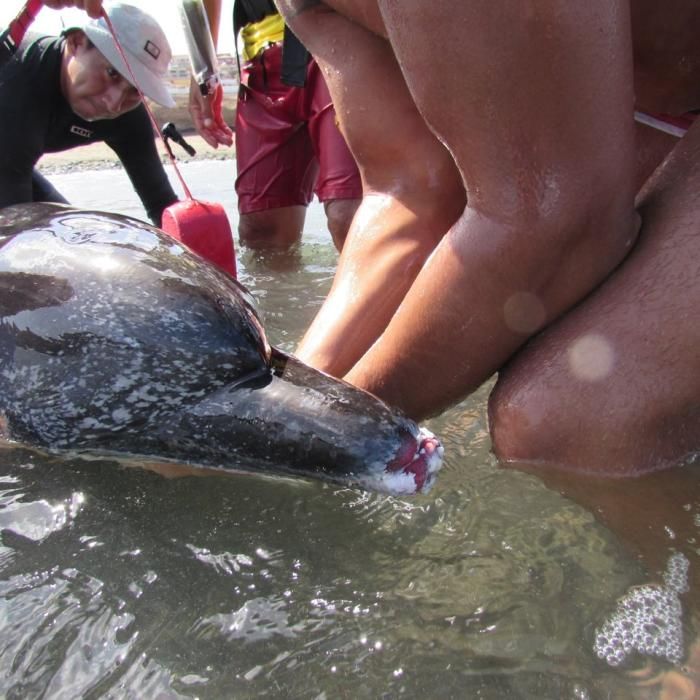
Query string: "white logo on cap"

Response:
xmin=70 ymin=125 xmax=93 ymax=138
xmin=144 ymin=40 xmax=160 ymax=60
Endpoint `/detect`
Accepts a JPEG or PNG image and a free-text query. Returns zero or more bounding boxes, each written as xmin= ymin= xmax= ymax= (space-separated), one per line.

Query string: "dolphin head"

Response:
xmin=0 ymin=204 xmax=443 ymax=494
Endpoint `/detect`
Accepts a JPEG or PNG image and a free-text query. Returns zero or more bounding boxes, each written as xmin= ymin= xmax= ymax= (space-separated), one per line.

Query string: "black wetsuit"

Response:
xmin=0 ymin=34 xmax=177 ymax=225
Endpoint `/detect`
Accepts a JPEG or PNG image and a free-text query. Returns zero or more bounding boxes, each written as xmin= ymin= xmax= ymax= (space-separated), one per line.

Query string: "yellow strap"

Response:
xmin=241 ymin=13 xmax=285 ymax=61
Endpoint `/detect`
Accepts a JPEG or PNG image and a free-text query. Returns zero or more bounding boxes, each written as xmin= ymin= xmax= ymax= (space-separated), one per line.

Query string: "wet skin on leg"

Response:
xmin=279 ymin=0 xmax=639 ymax=418
xmin=280 ymin=0 xmax=466 ymax=378
xmin=323 ymin=197 xmax=360 ymax=251
xmin=634 ymin=122 xmax=680 ymax=193
xmin=489 ymin=120 xmax=700 ymax=475
xmin=238 ymin=206 xmax=306 ymax=250
xmin=237 ymin=200 xmax=359 ymax=251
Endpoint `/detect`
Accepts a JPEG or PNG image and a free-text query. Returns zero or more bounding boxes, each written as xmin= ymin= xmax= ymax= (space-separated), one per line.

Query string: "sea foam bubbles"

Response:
xmin=594 ymin=552 xmax=689 ymax=667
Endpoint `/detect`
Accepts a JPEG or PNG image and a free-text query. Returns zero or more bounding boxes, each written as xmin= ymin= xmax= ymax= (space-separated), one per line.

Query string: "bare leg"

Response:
xmin=323 ymin=197 xmax=360 ymax=251
xmin=490 ymin=121 xmax=700 ymax=474
xmin=281 ymin=1 xmax=638 ymax=416
xmin=238 ymin=206 xmax=306 ymax=250
xmin=282 ymin=1 xmax=465 ymax=377
xmin=337 ymin=0 xmax=638 ymax=417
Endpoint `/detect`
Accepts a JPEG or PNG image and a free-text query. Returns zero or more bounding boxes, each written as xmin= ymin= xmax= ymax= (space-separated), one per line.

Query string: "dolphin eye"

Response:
xmin=106 ymin=66 xmax=120 ymax=80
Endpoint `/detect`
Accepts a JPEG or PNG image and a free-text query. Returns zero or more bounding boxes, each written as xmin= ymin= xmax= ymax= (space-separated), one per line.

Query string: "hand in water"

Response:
xmin=41 ymin=0 xmax=104 ymax=19
xmin=188 ymin=78 xmax=233 ymax=149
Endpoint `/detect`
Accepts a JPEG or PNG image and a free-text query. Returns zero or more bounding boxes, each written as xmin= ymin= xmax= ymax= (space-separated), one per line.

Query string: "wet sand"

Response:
xmin=38 ymin=133 xmax=233 ymax=175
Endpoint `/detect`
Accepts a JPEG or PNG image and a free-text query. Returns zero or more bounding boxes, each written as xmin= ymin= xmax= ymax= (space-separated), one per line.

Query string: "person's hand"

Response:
xmin=41 ymin=0 xmax=104 ymax=19
xmin=188 ymin=77 xmax=233 ymax=149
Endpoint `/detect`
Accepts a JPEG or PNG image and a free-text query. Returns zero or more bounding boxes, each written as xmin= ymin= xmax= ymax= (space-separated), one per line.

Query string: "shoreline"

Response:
xmin=38 ymin=133 xmax=234 ymax=175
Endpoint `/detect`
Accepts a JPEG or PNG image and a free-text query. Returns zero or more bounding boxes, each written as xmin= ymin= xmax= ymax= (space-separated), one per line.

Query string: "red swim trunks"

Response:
xmin=235 ymin=42 xmax=362 ymax=214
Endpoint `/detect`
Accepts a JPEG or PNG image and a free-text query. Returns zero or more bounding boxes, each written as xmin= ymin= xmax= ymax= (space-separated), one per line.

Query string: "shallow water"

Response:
xmin=0 ymin=162 xmax=698 ymax=698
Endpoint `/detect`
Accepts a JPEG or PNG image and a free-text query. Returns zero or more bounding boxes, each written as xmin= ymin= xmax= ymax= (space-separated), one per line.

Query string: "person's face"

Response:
xmin=61 ymin=31 xmax=141 ymax=121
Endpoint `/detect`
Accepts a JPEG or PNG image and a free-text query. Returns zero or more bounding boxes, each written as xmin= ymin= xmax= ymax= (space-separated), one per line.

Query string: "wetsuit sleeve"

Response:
xmin=0 ymin=59 xmax=46 ymax=208
xmin=0 ymin=152 xmax=34 ymax=209
xmin=105 ymin=106 xmax=178 ymax=226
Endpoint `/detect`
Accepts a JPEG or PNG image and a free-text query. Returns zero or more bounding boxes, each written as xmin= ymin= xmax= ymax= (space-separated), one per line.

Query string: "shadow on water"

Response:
xmin=1 ymin=163 xmax=698 ymax=698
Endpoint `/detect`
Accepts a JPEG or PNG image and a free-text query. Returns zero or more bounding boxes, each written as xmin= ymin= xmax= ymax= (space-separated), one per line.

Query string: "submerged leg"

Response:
xmin=279 ymin=0 xmax=465 ymax=378
xmin=238 ymin=207 xmax=306 ymax=249
xmin=490 ymin=121 xmax=700 ymax=475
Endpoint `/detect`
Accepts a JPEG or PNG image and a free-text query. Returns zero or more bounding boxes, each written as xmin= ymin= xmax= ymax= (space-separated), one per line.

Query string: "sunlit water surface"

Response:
xmin=0 ymin=162 xmax=697 ymax=699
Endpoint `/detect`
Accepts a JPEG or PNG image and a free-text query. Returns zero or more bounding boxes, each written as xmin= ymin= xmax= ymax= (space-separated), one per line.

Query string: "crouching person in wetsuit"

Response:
xmin=188 ymin=0 xmax=362 ymax=251
xmin=0 ymin=1 xmax=178 ymax=227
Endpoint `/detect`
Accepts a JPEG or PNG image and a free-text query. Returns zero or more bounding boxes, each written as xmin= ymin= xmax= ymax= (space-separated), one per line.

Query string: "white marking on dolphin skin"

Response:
xmin=113 ymin=375 xmax=137 ymax=391
xmin=0 ymin=208 xmax=446 ymax=493
xmin=111 ymin=408 xmax=132 ymax=424
xmin=78 ymin=417 xmax=106 ymax=430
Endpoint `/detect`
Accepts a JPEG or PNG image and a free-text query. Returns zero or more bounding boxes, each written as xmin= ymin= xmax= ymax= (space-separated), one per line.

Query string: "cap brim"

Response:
xmin=84 ymin=25 xmax=176 ymax=108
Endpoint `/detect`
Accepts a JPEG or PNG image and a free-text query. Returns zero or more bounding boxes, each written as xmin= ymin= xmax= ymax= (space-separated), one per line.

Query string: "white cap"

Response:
xmin=82 ymin=2 xmax=175 ymax=108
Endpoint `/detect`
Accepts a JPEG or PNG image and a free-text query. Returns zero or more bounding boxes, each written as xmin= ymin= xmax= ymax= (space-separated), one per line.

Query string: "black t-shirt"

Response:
xmin=0 ymin=34 xmax=177 ymax=225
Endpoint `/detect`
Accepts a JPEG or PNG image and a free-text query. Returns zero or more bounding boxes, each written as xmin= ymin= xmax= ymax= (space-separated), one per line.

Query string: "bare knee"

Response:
xmin=238 ymin=207 xmax=306 ymax=250
xmin=488 ymin=330 xmax=636 ymax=474
xmin=487 ymin=367 xmax=626 ymax=475
xmin=488 ymin=369 xmax=559 ymax=468
xmin=489 ymin=356 xmax=699 ymax=477
xmin=323 ymin=198 xmax=360 ymax=250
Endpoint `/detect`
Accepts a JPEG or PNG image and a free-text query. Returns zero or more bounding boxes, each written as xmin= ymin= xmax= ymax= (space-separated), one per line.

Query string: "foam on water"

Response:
xmin=594 ymin=552 xmax=689 ymax=666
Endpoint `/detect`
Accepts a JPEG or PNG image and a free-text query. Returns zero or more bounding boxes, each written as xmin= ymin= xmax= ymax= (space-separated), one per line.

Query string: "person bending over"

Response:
xmin=0 ymin=1 xmax=178 ymax=226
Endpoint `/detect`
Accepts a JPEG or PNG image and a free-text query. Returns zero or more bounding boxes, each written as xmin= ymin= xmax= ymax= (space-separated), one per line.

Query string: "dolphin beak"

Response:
xmin=156 ymin=349 xmax=444 ymax=494
xmin=386 ymin=429 xmax=444 ymax=493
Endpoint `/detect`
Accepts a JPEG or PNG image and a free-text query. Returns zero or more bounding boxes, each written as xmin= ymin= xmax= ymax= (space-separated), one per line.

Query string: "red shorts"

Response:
xmin=235 ymin=42 xmax=362 ymax=214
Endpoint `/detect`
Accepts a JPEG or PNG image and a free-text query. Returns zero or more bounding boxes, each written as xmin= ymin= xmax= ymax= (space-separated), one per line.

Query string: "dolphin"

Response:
xmin=0 ymin=203 xmax=442 ymax=494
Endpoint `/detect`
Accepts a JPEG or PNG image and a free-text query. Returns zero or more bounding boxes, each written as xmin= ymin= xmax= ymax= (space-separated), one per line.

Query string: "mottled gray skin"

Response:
xmin=0 ymin=204 xmax=441 ymax=493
